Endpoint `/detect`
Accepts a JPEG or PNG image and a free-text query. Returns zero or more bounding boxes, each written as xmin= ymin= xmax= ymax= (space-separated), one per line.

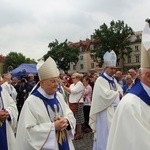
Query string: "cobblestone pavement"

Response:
xmin=73 ymin=132 xmax=94 ymax=150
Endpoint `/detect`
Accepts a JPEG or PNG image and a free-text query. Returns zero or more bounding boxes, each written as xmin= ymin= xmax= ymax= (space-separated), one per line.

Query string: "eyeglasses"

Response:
xmin=71 ymin=77 xmax=76 ymax=79
xmin=48 ymin=78 xmax=60 ymax=83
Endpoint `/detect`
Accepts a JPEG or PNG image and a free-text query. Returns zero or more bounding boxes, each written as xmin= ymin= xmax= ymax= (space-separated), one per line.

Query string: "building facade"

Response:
xmin=124 ymin=31 xmax=141 ymax=72
xmin=68 ymin=31 xmax=142 ymax=74
xmin=68 ymin=38 xmax=101 ymax=74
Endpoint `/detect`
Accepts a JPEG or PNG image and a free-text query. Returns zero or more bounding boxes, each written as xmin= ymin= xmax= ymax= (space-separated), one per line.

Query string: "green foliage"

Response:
xmin=93 ymin=20 xmax=134 ymax=68
xmin=4 ymin=52 xmax=36 ymax=72
xmin=43 ymin=39 xmax=79 ymax=72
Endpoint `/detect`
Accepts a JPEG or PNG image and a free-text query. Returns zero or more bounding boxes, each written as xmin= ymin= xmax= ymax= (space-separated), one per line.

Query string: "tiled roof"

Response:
xmin=68 ymin=39 xmax=96 ymax=51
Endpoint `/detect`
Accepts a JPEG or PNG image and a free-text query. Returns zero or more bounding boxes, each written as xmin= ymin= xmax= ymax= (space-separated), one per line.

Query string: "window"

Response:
xmin=91 ymin=63 xmax=94 ymax=68
xmin=128 ymin=56 xmax=131 ymax=63
xmin=79 ymin=47 xmax=82 ymax=52
xmin=90 ymin=53 xmax=95 ymax=60
xmin=90 ymin=45 xmax=94 ymax=50
xmin=135 ymin=45 xmax=139 ymax=51
xmin=80 ymin=64 xmax=84 ymax=69
xmin=80 ymin=55 xmax=83 ymax=60
xmin=80 ymin=47 xmax=85 ymax=52
xmin=135 ymin=55 xmax=140 ymax=63
xmin=73 ymin=65 xmax=76 ymax=70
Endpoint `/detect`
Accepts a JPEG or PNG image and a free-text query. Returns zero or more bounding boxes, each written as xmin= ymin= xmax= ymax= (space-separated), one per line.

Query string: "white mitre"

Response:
xmin=37 ymin=57 xmax=60 ymax=81
xmin=141 ymin=22 xmax=150 ymax=68
xmin=103 ymin=50 xmax=117 ymax=67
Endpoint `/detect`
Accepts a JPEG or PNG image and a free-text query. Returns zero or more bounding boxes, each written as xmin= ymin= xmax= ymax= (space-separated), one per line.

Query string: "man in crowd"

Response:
xmin=26 ymin=73 xmax=36 ymax=93
xmin=1 ymin=73 xmax=18 ymax=102
xmin=90 ymin=50 xmax=123 ymax=150
xmin=114 ymin=70 xmax=125 ymax=88
xmin=16 ymin=57 xmax=76 ymax=150
xmin=106 ymin=21 xmax=150 ymax=150
xmin=0 ymin=77 xmax=18 ymax=150
xmin=128 ymin=68 xmax=140 ymax=84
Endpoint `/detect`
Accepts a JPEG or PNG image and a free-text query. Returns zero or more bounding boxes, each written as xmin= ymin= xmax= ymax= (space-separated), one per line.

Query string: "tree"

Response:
xmin=93 ymin=20 xmax=134 ymax=71
xmin=43 ymin=39 xmax=79 ymax=73
xmin=4 ymin=52 xmax=36 ymax=72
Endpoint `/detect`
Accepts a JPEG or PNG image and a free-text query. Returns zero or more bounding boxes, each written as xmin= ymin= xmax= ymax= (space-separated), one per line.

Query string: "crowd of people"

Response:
xmin=0 ymin=61 xmax=146 ymax=149
xmin=0 ymin=21 xmax=149 ymax=150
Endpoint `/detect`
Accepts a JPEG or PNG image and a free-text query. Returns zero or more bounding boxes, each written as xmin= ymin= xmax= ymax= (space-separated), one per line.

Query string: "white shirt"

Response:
xmin=69 ymin=81 xmax=84 ymax=103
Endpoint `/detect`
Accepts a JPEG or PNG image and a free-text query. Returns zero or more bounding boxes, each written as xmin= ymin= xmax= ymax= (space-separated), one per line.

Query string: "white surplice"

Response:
xmin=89 ymin=73 xmax=123 ymax=150
xmin=107 ymin=88 xmax=150 ymax=150
xmin=15 ymin=89 xmax=76 ymax=150
xmin=0 ymin=87 xmax=18 ymax=150
xmin=1 ymin=82 xmax=17 ymax=102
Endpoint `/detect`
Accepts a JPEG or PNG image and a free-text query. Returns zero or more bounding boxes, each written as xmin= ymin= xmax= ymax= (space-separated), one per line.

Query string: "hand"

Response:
xmin=0 ymin=110 xmax=9 ymax=122
xmin=59 ymin=80 xmax=64 ymax=86
xmin=54 ymin=117 xmax=69 ymax=131
xmin=61 ymin=81 xmax=65 ymax=88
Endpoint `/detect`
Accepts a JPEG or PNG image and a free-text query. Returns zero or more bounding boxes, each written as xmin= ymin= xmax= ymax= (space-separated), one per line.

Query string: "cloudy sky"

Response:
xmin=0 ymin=0 xmax=150 ymax=61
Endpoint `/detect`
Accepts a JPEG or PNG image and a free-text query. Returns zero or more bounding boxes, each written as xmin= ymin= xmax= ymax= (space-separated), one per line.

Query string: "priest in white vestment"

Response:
xmin=15 ymin=57 xmax=76 ymax=150
xmin=89 ymin=50 xmax=123 ymax=150
xmin=0 ymin=81 xmax=18 ymax=150
xmin=106 ymin=20 xmax=150 ymax=150
xmin=1 ymin=73 xmax=17 ymax=103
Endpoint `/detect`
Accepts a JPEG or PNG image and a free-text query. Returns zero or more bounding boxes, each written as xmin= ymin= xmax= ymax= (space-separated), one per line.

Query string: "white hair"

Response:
xmin=140 ymin=67 xmax=150 ymax=74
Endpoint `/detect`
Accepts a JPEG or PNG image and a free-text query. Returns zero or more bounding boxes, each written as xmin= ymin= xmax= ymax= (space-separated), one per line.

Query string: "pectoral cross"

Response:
xmin=54 ymin=104 xmax=59 ymax=120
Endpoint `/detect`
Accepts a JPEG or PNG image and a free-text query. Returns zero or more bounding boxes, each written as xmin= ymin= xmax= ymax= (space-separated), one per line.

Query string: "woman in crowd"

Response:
xmin=63 ymin=72 xmax=84 ymax=140
xmin=82 ymin=76 xmax=92 ymax=133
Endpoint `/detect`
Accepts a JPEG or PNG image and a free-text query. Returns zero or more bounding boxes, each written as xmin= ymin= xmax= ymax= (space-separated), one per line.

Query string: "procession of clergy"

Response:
xmin=0 ymin=21 xmax=149 ymax=150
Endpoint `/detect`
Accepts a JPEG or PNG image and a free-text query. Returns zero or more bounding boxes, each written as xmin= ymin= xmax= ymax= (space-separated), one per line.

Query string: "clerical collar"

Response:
xmin=37 ymin=86 xmax=55 ymax=99
xmin=141 ymin=82 xmax=150 ymax=97
xmin=128 ymin=81 xmax=150 ymax=106
xmin=103 ymin=72 xmax=114 ymax=81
